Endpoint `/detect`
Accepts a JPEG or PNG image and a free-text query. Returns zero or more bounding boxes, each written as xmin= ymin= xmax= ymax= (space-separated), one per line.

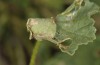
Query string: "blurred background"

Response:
xmin=0 ymin=0 xmax=100 ymax=65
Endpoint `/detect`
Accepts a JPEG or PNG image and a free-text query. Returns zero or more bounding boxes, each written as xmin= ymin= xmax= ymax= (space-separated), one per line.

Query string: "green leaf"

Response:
xmin=54 ymin=0 xmax=100 ymax=55
xmin=27 ymin=0 xmax=100 ymax=55
xmin=26 ymin=18 xmax=56 ymax=40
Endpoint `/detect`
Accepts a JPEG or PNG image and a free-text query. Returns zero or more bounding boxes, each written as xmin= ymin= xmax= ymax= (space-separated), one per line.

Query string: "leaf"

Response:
xmin=26 ymin=0 xmax=100 ymax=55
xmin=54 ymin=0 xmax=100 ymax=55
xmin=26 ymin=18 xmax=56 ymax=40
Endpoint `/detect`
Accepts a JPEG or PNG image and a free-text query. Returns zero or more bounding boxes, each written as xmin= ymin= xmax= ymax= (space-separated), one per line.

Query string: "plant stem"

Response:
xmin=29 ymin=41 xmax=41 ymax=65
xmin=75 ymin=0 xmax=83 ymax=5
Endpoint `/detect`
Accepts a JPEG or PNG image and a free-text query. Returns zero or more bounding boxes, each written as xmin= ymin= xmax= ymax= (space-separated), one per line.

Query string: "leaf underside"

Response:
xmin=27 ymin=0 xmax=100 ymax=55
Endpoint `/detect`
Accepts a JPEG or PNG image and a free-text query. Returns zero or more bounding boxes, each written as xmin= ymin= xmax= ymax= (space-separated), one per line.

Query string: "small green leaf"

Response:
xmin=26 ymin=0 xmax=100 ymax=55
xmin=26 ymin=18 xmax=56 ymax=40
xmin=55 ymin=0 xmax=99 ymax=55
